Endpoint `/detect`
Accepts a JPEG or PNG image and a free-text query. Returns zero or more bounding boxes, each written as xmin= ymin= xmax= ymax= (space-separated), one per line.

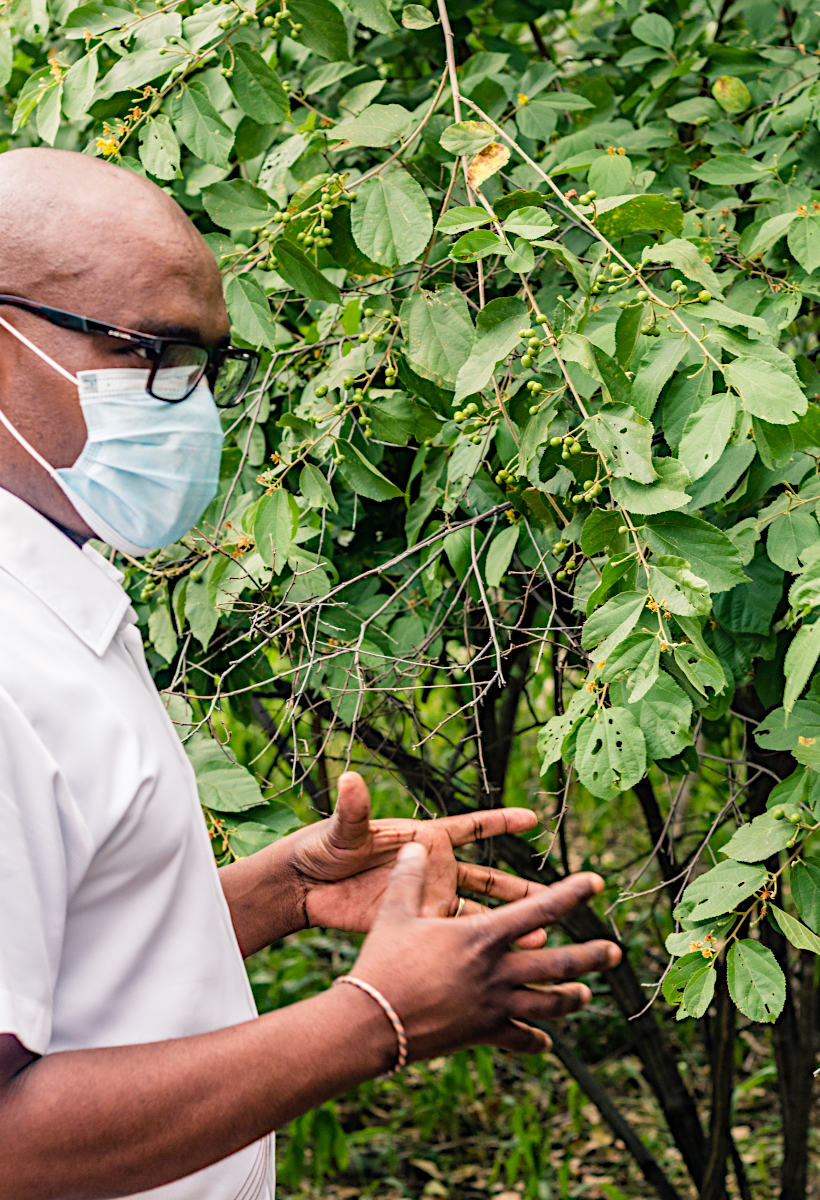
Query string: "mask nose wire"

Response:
xmin=0 ymin=312 xmax=79 ymax=474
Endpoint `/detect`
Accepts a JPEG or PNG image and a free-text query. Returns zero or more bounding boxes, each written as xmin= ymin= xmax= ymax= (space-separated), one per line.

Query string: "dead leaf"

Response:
xmin=467 ymin=141 xmax=511 ymax=190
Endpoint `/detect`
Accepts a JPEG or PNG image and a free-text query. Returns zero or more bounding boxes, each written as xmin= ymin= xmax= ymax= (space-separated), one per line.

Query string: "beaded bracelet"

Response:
xmin=333 ymin=975 xmax=409 ymax=1074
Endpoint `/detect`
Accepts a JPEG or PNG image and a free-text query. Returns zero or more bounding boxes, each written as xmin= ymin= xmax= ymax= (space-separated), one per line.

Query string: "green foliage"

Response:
xmin=9 ymin=0 xmax=820 ymax=1177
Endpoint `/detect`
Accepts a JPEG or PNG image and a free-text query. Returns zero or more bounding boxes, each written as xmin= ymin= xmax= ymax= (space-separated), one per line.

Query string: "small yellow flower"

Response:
xmin=96 ymin=136 xmax=119 ymax=157
xmin=690 ymin=941 xmax=702 ymax=952
xmin=517 ymin=92 xmax=529 ymax=106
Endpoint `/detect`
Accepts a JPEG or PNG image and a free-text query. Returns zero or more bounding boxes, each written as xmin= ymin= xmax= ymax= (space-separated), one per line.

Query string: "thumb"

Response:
xmin=377 ymin=842 xmax=428 ymax=921
xmin=329 ymin=771 xmax=372 ymax=848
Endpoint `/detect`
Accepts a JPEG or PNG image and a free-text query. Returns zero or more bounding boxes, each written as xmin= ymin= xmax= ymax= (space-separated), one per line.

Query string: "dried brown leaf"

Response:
xmin=466 ymin=141 xmax=511 ymax=190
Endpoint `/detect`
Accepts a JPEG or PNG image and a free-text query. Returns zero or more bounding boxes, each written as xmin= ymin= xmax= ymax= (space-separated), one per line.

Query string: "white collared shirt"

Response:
xmin=0 ymin=488 xmax=274 ymax=1199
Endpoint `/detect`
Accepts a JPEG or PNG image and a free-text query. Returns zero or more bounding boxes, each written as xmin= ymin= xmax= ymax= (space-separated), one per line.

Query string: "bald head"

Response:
xmin=0 ymin=148 xmax=230 ymax=531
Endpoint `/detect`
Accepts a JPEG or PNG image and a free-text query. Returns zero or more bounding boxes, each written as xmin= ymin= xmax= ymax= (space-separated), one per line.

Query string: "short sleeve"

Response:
xmin=0 ymin=686 xmax=92 ymax=1055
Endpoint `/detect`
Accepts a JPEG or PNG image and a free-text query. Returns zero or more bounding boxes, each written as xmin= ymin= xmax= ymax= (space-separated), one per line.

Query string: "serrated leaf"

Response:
xmin=741 ymin=211 xmax=797 ymax=259
xmin=440 ymin=120 xmax=494 ymax=155
xmin=679 ymin=392 xmax=736 ymax=481
xmin=692 ymin=155 xmax=769 ymax=185
xmin=436 ymin=206 xmax=491 ymax=235
xmin=575 ymin=707 xmax=647 ymax=798
xmin=346 ymin=0 xmax=398 ymax=33
xmin=631 ymin=12 xmax=674 ymax=48
xmin=186 ymin=736 xmax=265 ymax=813
xmin=787 ymin=214 xmax=820 ymax=275
xmin=624 ymin=672 xmax=692 ymax=759
xmin=611 ymin=458 xmax=691 ymax=515
xmin=350 ymin=167 xmax=433 ymax=267
xmin=62 ymin=49 xmax=97 ymax=121
xmin=502 ymin=206 xmax=557 ymax=240
xmin=538 ymin=686 xmax=595 ymax=769
xmin=594 ymin=194 xmax=683 ymax=239
xmin=224 ymin=274 xmax=279 ymax=352
xmin=170 ymin=83 xmax=233 ymax=167
xmin=640 ymin=238 xmax=723 ymax=297
xmin=663 ymin=953 xmax=707 ymax=1005
xmin=288 ymin=0 xmax=349 ymax=60
xmin=582 ymin=591 xmax=647 ymax=661
xmin=203 ymin=179 xmax=270 ymax=231
xmin=768 ymin=905 xmax=820 ymax=953
xmin=300 ymin=464 xmax=338 ymax=512
xmin=682 ymin=860 xmax=767 ymax=921
xmin=450 ymin=229 xmax=504 ymax=262
xmin=725 ymin=357 xmax=807 ymax=425
xmin=254 ymin=489 xmax=298 ymax=571
xmin=230 ymin=45 xmax=289 ymax=124
xmin=647 ymin=557 xmax=711 ymax=617
xmin=723 ymin=812 xmax=798 ymax=862
xmin=727 ymin=939 xmax=786 ymax=1023
xmin=598 ymin=631 xmax=661 ymax=702
xmin=402 ymin=2 xmax=436 ymax=26
xmin=337 ymin=443 xmax=403 ymax=501
xmin=275 ymin=239 xmax=341 ymax=304
xmin=485 ymin=524 xmax=519 ymax=587
xmin=784 ymin=620 xmax=820 ymax=714
xmin=454 ymin=296 xmax=528 ymax=401
xmin=504 ymin=237 xmax=535 ymax=273
xmin=643 ymin=513 xmax=747 ymax=593
xmin=399 ymin=286 xmax=475 ymax=389
xmin=330 ymin=103 xmax=413 ymax=148
xmin=138 ymin=114 xmax=180 ymax=180
xmin=681 ymin=964 xmax=716 ymax=1018
xmin=0 ymin=23 xmax=11 ymax=90
xmin=791 ymin=860 xmax=820 ymax=932
xmin=584 ymin=404 xmax=657 ymax=483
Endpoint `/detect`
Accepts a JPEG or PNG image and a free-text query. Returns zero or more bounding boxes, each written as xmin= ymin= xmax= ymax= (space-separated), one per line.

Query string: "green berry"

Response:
xmin=698 ymin=290 xmax=712 ymax=303
xmin=570 ymin=442 xmax=582 ymax=455
xmin=315 ymin=383 xmax=329 ymax=397
xmin=549 ymin=436 xmax=562 ymax=446
xmin=617 ymin=524 xmax=628 ymax=534
xmin=465 ymin=402 xmax=478 ymax=416
xmin=529 ymin=404 xmax=539 ymax=415
xmin=609 ymin=263 xmax=624 ymax=277
xmin=263 ymin=14 xmax=275 ymax=25
xmin=363 ymin=307 xmax=375 ymax=317
xmin=343 ymin=374 xmax=355 ymax=387
xmin=788 ymin=812 xmax=802 ymax=824
xmin=556 ymin=569 xmax=567 ymax=581
xmin=771 ymin=807 xmax=786 ymax=819
xmin=521 ymin=354 xmax=533 ymax=368
xmin=519 ymin=328 xmax=531 ymax=339
xmin=528 ymin=337 xmax=541 ymax=350
xmin=454 ymin=410 xmax=465 ymax=423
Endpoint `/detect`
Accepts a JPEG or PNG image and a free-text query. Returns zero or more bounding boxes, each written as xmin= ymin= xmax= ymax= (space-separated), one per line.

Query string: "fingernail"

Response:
xmin=580 ymin=985 xmax=593 ymax=1004
xmin=607 ymin=945 xmax=622 ymax=967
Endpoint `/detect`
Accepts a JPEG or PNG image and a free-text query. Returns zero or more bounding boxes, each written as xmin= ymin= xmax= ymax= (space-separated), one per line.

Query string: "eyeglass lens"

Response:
xmin=152 ymin=344 xmax=254 ymax=406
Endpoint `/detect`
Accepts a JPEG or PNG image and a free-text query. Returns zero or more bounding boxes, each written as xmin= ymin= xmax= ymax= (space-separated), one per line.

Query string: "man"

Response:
xmin=0 ymin=148 xmax=620 ymax=1200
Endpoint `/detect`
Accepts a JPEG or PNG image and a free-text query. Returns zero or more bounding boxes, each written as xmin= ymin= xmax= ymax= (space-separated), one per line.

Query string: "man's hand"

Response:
xmin=285 ymin=771 xmax=551 ymax=948
xmin=350 ymin=843 xmax=621 ymax=1059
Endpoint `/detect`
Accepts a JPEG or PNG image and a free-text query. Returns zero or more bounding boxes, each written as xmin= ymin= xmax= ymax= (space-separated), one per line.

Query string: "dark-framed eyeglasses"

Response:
xmin=0 ymin=294 xmax=260 ymax=408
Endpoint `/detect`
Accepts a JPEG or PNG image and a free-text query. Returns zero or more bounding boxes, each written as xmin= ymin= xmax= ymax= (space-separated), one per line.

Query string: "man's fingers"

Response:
xmin=457 ymin=861 xmax=546 ymax=903
xmin=492 ymin=1019 xmax=552 ymax=1055
xmin=473 ymin=872 xmax=606 ymax=945
xmin=503 ymin=941 xmax=620 ymax=986
xmin=376 ymin=842 xmax=428 ymax=919
xmin=330 ymin=772 xmax=373 ymax=849
xmin=441 ymin=807 xmax=538 ymax=848
xmin=509 ymin=983 xmax=592 ymax=1024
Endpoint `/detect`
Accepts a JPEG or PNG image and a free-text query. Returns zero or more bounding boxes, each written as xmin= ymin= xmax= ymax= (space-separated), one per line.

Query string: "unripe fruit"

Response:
xmin=698 ymin=290 xmax=712 ymax=303
xmin=570 ymin=442 xmax=582 ymax=455
xmin=771 ymin=807 xmax=786 ymax=819
xmin=550 ymin=436 xmax=562 ymax=446
xmin=343 ymin=374 xmax=355 ymax=387
xmin=364 ymin=307 xmax=375 ymax=317
xmin=788 ymin=812 xmax=802 ymax=824
xmin=618 ymin=524 xmax=628 ymax=534
xmin=529 ymin=404 xmax=539 ymax=415
xmin=521 ymin=354 xmax=533 ymax=367
xmin=315 ymin=383 xmax=329 ymax=397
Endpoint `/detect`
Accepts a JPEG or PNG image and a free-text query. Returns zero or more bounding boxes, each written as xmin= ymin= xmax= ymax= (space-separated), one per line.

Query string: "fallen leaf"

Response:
xmin=467 ymin=141 xmax=511 ymax=190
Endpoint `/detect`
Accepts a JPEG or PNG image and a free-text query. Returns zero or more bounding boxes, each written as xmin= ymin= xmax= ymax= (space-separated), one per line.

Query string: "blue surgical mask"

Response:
xmin=0 ymin=315 xmax=224 ymax=557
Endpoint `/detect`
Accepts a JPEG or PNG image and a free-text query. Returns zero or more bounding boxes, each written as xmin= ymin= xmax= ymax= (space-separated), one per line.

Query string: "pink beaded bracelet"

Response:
xmin=333 ymin=975 xmax=409 ymax=1074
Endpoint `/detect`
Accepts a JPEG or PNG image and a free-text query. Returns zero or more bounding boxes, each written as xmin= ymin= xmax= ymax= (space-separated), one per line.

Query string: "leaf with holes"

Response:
xmin=723 ymin=812 xmax=799 ymax=863
xmin=584 ymin=403 xmax=656 ymax=483
xmin=681 ymin=861 xmax=767 ymax=921
xmin=575 ymin=707 xmax=647 ymax=799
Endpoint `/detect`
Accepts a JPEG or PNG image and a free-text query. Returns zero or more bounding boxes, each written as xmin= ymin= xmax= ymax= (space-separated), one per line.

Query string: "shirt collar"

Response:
xmin=0 ymin=488 xmax=132 ymax=656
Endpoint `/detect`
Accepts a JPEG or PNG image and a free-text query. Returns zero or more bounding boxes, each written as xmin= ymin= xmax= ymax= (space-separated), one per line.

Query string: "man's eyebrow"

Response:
xmin=134 ymin=319 xmax=230 ymax=346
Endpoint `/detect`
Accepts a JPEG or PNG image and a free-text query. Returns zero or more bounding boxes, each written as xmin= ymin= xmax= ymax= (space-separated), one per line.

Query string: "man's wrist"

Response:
xmin=218 ymin=838 xmax=309 ymax=956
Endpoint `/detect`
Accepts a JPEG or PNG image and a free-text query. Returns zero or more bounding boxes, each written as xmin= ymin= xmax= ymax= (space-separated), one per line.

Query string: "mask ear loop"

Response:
xmin=0 ymin=312 xmax=80 ymax=474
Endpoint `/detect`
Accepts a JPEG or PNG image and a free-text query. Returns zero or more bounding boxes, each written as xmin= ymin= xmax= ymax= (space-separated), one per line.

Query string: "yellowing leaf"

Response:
xmin=466 ymin=141 xmax=510 ymax=191
xmin=712 ymin=75 xmax=751 ymax=114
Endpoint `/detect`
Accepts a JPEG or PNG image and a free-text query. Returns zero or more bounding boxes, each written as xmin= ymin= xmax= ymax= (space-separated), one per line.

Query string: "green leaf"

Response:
xmin=0 ymin=23 xmax=12 ymax=90
xmin=538 ymin=686 xmax=595 ymax=769
xmin=724 ymin=357 xmax=807 ymax=425
xmin=336 ymin=443 xmax=403 ymax=501
xmin=599 ymin=631 xmax=660 ymax=702
xmin=647 ymin=557 xmax=711 ymax=617
xmin=624 ymin=673 xmax=692 ymax=759
xmin=138 ymin=114 xmax=180 ymax=180
xmin=399 ymin=286 xmax=475 ymax=389
xmin=611 ymin=458 xmax=691 ymax=515
xmin=503 ymin=238 xmax=535 ymax=274
xmin=203 ymin=179 xmax=271 ymax=230
xmin=754 ymin=701 xmax=820 ymax=751
xmin=787 ymin=214 xmax=820 ymax=275
xmin=346 ymin=0 xmax=399 ymax=34
xmin=594 ymin=194 xmax=683 ymax=239
xmin=768 ymin=905 xmax=820 ymax=953
xmin=254 ymin=489 xmax=298 ymax=571
xmin=440 ymin=120 xmax=494 ymax=155
xmin=454 ymin=296 xmax=528 ymax=401
xmin=791 ymin=860 xmax=820 ymax=933
xmin=288 ymin=0 xmax=350 ymax=59
xmin=502 ymin=206 xmax=557 ymax=240
xmin=587 ymin=153 xmax=632 ymax=198
xmin=663 ymin=953 xmax=708 ymax=1005
xmin=740 ymin=211 xmax=797 ymax=260
xmin=147 ymin=598 xmax=177 ymax=664
xmin=402 ymin=3 xmax=436 ymax=27
xmin=629 ymin=336 xmax=687 ymax=417
xmin=62 ymin=49 xmax=97 ymax=121
xmin=230 ymin=45 xmax=289 ymax=124
xmin=225 ymin=802 xmax=303 ymax=858
xmin=682 ymin=861 xmax=767 ymax=921
xmin=582 ymin=591 xmax=647 ymax=661
xmin=224 ymin=274 xmax=279 ymax=352
xmin=727 ymin=939 xmax=786 ymax=1023
xmin=681 ymin=964 xmax=716 ymax=1019
xmin=186 ymin=736 xmax=265 ymax=813
xmin=712 ymin=76 xmax=751 ymax=114
xmin=784 ymin=620 xmax=820 ymax=714
xmin=723 ymin=812 xmax=799 ymax=863
xmin=692 ymin=155 xmax=769 ymax=185
xmin=766 ymin=507 xmax=820 ymax=573
xmin=300 ymin=464 xmax=338 ymax=512
xmin=275 ymin=239 xmax=341 ymax=304
xmin=575 ymin=707 xmax=647 ymax=799
xmin=330 ymin=103 xmax=413 ymax=148
xmin=631 ymin=12 xmax=674 ymax=48
xmin=450 ymin=230 xmax=504 ymax=262
xmin=485 ymin=524 xmax=519 ymax=587
xmin=437 ymin=206 xmax=491 ymax=235
xmin=640 ymin=238 xmax=724 ymax=297
xmin=678 ymin=393 xmax=736 ymax=481
xmin=170 ymin=83 xmax=234 ymax=167
xmin=350 ymin=167 xmax=433 ymax=267
xmin=643 ymin=513 xmax=748 ymax=593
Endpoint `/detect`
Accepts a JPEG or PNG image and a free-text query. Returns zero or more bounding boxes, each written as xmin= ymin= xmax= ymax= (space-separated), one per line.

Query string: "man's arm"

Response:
xmin=218 ymin=834 xmax=305 ymax=954
xmin=0 ymin=858 xmax=619 ymax=1200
